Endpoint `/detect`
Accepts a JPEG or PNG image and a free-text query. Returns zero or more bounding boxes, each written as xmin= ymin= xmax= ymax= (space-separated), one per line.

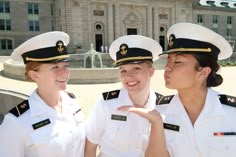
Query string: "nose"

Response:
xmin=164 ymin=61 xmax=172 ymax=72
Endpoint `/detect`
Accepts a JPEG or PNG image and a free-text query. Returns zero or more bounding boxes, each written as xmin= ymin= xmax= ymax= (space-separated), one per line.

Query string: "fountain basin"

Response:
xmin=3 ymin=59 xmax=119 ymax=84
xmin=69 ymin=68 xmax=119 ymax=84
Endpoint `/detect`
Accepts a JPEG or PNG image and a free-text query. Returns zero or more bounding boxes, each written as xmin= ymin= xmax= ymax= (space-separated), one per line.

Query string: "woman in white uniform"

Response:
xmin=118 ymin=23 xmax=236 ymax=157
xmin=85 ymin=35 xmax=163 ymax=157
xmin=0 ymin=31 xmax=85 ymax=157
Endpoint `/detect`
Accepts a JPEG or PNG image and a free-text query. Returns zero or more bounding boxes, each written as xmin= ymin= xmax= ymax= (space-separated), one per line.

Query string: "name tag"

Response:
xmin=163 ymin=123 xmax=180 ymax=132
xmin=111 ymin=114 xmax=127 ymax=121
xmin=32 ymin=119 xmax=51 ymax=130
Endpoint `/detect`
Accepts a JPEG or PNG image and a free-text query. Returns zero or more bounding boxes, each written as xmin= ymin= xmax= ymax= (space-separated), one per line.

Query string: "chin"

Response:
xmin=165 ymin=83 xmax=175 ymax=89
xmin=59 ymin=85 xmax=67 ymax=91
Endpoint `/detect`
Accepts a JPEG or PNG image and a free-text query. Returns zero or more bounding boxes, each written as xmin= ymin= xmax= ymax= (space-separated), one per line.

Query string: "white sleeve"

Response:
xmin=85 ymin=96 xmax=106 ymax=144
xmin=0 ymin=115 xmax=25 ymax=157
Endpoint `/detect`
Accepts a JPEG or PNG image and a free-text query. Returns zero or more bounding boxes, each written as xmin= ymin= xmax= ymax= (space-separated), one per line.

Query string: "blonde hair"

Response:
xmin=25 ymin=62 xmax=42 ymax=82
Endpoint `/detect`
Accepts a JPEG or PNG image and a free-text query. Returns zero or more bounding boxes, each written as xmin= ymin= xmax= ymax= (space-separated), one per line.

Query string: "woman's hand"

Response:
xmin=117 ymin=106 xmax=163 ymax=127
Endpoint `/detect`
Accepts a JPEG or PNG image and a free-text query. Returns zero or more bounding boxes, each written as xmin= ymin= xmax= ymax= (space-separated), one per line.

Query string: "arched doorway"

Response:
xmin=94 ymin=22 xmax=104 ymax=52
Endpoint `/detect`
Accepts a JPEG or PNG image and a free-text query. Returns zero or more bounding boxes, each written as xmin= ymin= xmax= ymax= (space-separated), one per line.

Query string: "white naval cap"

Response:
xmin=159 ymin=22 xmax=233 ymax=60
xmin=109 ymin=35 xmax=163 ymax=66
xmin=11 ymin=31 xmax=70 ymax=64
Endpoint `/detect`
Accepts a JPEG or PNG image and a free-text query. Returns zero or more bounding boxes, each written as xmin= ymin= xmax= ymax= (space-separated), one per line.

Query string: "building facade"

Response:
xmin=0 ymin=0 xmax=235 ymax=56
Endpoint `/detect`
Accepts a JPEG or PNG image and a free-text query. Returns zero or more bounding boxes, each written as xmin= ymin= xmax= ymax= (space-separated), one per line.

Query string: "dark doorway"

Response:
xmin=127 ymin=28 xmax=137 ymax=35
xmin=159 ymin=36 xmax=165 ymax=51
xmin=95 ymin=34 xmax=103 ymax=52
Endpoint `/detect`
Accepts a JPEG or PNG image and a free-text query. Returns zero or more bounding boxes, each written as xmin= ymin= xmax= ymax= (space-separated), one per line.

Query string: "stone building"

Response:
xmin=0 ymin=0 xmax=235 ymax=55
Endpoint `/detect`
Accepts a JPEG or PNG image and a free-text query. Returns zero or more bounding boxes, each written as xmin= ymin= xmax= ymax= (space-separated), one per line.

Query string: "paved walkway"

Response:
xmin=0 ymin=56 xmax=235 ymax=119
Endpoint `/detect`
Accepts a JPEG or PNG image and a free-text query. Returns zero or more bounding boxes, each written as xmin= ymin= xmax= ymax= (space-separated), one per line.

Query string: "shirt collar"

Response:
xmin=29 ymin=90 xmax=66 ymax=117
xmin=165 ymin=88 xmax=225 ymax=116
xmin=118 ymin=87 xmax=156 ymax=107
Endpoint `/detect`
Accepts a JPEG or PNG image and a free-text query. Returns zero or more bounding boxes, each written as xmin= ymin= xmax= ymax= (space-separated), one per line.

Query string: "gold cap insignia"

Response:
xmin=119 ymin=44 xmax=128 ymax=56
xmin=168 ymin=34 xmax=175 ymax=49
xmin=56 ymin=40 xmax=65 ymax=53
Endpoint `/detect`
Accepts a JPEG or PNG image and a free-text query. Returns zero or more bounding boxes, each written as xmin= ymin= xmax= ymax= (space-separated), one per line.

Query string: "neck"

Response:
xmin=129 ymin=89 xmax=150 ymax=108
xmin=178 ymin=87 xmax=208 ymax=125
xmin=37 ymin=88 xmax=62 ymax=112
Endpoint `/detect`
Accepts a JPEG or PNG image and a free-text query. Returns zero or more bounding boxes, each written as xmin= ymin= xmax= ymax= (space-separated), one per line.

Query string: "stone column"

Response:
xmin=171 ymin=2 xmax=176 ymax=25
xmin=107 ymin=3 xmax=114 ymax=45
xmin=114 ymin=3 xmax=120 ymax=38
xmin=147 ymin=6 xmax=153 ymax=38
xmin=153 ymin=6 xmax=159 ymax=41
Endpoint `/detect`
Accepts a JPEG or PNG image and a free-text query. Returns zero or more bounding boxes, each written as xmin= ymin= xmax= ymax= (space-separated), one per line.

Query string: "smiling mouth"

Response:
xmin=57 ymin=79 xmax=67 ymax=83
xmin=127 ymin=81 xmax=138 ymax=86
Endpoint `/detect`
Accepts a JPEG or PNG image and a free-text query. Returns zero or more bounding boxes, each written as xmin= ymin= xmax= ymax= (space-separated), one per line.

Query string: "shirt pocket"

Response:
xmin=30 ymin=128 xmax=59 ymax=145
xmin=104 ymin=120 xmax=129 ymax=151
xmin=207 ymin=136 xmax=236 ymax=157
xmin=165 ymin=130 xmax=192 ymax=157
xmin=29 ymin=129 xmax=61 ymax=156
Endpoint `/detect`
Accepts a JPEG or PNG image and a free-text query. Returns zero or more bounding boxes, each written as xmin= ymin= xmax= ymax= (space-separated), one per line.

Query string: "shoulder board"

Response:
xmin=218 ymin=94 xmax=236 ymax=108
xmin=102 ymin=90 xmax=120 ymax=101
xmin=9 ymin=100 xmax=29 ymax=117
xmin=66 ymin=91 xmax=76 ymax=99
xmin=155 ymin=92 xmax=164 ymax=105
xmin=156 ymin=95 xmax=174 ymax=105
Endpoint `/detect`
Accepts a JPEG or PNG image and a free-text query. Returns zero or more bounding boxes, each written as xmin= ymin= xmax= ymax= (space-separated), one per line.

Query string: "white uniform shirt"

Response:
xmin=156 ymin=88 xmax=236 ymax=157
xmin=86 ymin=88 xmax=159 ymax=157
xmin=0 ymin=90 xmax=85 ymax=157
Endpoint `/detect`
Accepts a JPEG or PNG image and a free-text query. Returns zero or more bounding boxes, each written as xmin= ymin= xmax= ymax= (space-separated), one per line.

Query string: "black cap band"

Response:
xmin=114 ymin=47 xmax=153 ymax=66
xmin=21 ymin=43 xmax=69 ymax=64
xmin=165 ymin=35 xmax=220 ymax=55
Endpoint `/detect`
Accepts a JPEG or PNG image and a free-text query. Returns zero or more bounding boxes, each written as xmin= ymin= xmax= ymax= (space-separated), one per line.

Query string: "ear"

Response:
xmin=149 ymin=66 xmax=155 ymax=77
xmin=198 ymin=67 xmax=211 ymax=79
xmin=28 ymin=70 xmax=39 ymax=82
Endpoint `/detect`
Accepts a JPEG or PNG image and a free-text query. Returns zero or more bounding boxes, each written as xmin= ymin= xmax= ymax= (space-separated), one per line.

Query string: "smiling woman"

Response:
xmin=84 ymin=35 xmax=164 ymax=157
xmin=0 ymin=31 xmax=85 ymax=157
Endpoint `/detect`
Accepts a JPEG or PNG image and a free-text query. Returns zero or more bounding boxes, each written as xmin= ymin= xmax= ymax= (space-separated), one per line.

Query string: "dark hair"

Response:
xmin=192 ymin=53 xmax=223 ymax=87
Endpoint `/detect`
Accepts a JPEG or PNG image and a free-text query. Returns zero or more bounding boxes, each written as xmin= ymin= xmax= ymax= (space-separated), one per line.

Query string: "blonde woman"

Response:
xmin=0 ymin=31 xmax=85 ymax=157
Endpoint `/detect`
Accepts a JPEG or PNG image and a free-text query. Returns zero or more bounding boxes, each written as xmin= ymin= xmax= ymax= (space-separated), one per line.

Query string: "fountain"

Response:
xmin=3 ymin=44 xmax=119 ymax=84
xmin=83 ymin=44 xmax=103 ymax=68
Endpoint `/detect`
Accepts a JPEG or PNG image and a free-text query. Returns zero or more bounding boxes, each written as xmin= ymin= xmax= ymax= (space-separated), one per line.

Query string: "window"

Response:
xmin=212 ymin=27 xmax=218 ymax=33
xmin=227 ymin=28 xmax=232 ymax=37
xmin=206 ymin=1 xmax=215 ymax=6
xmin=197 ymin=15 xmax=203 ymax=23
xmin=227 ymin=16 xmax=232 ymax=25
xmin=50 ymin=4 xmax=54 ymax=16
xmin=220 ymin=2 xmax=229 ymax=8
xmin=0 ymin=1 xmax=10 ymax=13
xmin=29 ymin=20 xmax=40 ymax=31
xmin=213 ymin=15 xmax=218 ymax=24
xmin=0 ymin=39 xmax=12 ymax=50
xmin=51 ymin=20 xmax=55 ymax=31
xmin=28 ymin=3 xmax=38 ymax=14
xmin=0 ymin=19 xmax=11 ymax=30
